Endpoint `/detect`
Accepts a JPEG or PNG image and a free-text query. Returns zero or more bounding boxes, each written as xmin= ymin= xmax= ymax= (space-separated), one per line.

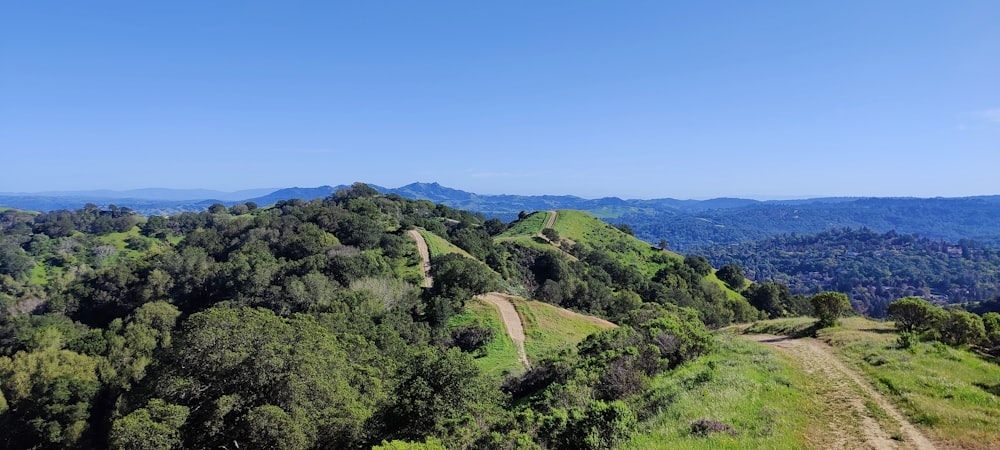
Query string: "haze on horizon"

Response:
xmin=1 ymin=2 xmax=998 ymax=200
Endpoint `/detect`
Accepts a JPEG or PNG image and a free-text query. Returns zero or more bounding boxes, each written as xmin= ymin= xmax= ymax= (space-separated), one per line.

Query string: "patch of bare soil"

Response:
xmin=744 ymin=334 xmax=937 ymax=450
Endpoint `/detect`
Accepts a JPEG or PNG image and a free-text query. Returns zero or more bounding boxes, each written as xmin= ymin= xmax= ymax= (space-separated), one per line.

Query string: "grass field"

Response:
xmin=510 ymin=297 xmax=616 ymax=364
xmin=497 ymin=211 xmax=549 ymax=239
xmin=746 ymin=317 xmax=1000 ymax=449
xmin=417 ymin=229 xmax=474 ymax=259
xmin=631 ymin=333 xmax=821 ymax=449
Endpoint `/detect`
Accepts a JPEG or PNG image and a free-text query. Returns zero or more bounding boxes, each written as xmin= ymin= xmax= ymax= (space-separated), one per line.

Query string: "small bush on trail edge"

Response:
xmin=690 ymin=418 xmax=738 ymax=437
xmin=451 ymin=324 xmax=495 ymax=354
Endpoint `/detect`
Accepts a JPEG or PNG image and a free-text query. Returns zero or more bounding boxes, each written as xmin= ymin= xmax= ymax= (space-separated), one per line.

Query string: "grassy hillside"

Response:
xmin=449 ymin=296 xmax=616 ymax=376
xmin=631 ymin=334 xmax=821 ymax=449
xmin=449 ymin=298 xmax=521 ymax=376
xmin=511 ymin=296 xmax=616 ymax=364
xmin=418 ymin=228 xmax=474 ymax=259
xmin=746 ymin=317 xmax=1000 ymax=449
xmin=549 ymin=210 xmax=744 ymax=300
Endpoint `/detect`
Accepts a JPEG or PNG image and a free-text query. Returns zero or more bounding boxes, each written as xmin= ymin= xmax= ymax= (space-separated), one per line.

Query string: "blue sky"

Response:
xmin=2 ymin=1 xmax=998 ymax=199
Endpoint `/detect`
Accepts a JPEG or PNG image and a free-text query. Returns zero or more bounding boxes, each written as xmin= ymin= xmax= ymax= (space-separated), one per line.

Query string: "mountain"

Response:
xmin=4 ymin=182 xmax=1000 ymax=250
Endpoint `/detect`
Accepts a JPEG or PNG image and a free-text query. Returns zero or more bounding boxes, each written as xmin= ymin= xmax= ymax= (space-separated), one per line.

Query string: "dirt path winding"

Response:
xmin=544 ymin=210 xmax=557 ymax=230
xmin=478 ymin=293 xmax=531 ymax=371
xmin=744 ymin=334 xmax=937 ymax=450
xmin=407 ymin=229 xmax=433 ymax=288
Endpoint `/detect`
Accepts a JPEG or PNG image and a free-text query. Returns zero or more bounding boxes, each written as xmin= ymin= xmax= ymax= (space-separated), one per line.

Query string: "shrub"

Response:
xmin=811 ymin=291 xmax=852 ymax=328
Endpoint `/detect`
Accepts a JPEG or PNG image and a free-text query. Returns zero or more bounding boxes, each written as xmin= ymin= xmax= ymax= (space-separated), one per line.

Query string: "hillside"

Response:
xmin=0 ymin=184 xmax=765 ymax=448
xmin=6 ymin=182 xmax=1000 ymax=251
xmin=449 ymin=295 xmax=616 ymax=377
xmin=700 ymin=228 xmax=1000 ymax=317
xmin=2 ymin=185 xmax=998 ymax=449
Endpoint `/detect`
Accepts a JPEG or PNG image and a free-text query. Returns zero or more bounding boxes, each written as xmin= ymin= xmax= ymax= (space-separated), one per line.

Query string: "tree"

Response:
xmin=940 ymin=310 xmax=986 ymax=346
xmin=716 ymin=263 xmax=746 ymax=290
xmin=541 ymin=227 xmax=560 ymax=242
xmin=110 ymin=399 xmax=189 ymax=450
xmin=886 ymin=297 xmax=937 ymax=333
xmin=683 ymin=256 xmax=712 ymax=277
xmin=0 ymin=338 xmax=101 ymax=448
xmin=811 ymin=291 xmax=852 ymax=328
xmin=983 ymin=312 xmax=1000 ymax=348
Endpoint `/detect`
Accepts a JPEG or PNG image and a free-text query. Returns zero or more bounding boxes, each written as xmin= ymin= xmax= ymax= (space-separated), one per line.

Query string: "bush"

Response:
xmin=811 ymin=291 xmax=852 ymax=328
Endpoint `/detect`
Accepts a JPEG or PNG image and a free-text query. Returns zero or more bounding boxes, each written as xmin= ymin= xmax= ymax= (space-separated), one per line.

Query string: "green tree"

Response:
xmin=811 ymin=291 xmax=852 ymax=328
xmin=715 ymin=263 xmax=746 ymax=290
xmin=940 ymin=310 xmax=986 ymax=346
xmin=983 ymin=312 xmax=1000 ymax=348
xmin=0 ymin=336 xmax=101 ymax=448
xmin=110 ymin=399 xmax=189 ymax=450
xmin=683 ymin=255 xmax=713 ymax=276
xmin=886 ymin=297 xmax=938 ymax=333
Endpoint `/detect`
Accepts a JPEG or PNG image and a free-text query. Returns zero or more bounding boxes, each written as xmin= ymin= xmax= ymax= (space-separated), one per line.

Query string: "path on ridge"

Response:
xmin=744 ymin=334 xmax=937 ymax=450
xmin=407 ymin=229 xmax=432 ymax=288
xmin=478 ymin=293 xmax=531 ymax=371
xmin=544 ymin=210 xmax=557 ymax=230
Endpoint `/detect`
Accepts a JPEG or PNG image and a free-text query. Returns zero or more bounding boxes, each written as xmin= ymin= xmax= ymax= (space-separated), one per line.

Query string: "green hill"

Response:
xmin=494 ymin=210 xmax=752 ymax=326
xmin=449 ymin=295 xmax=617 ymax=377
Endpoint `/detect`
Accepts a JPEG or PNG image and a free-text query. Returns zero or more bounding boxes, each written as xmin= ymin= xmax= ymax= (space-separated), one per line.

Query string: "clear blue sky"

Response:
xmin=2 ymin=1 xmax=998 ymax=199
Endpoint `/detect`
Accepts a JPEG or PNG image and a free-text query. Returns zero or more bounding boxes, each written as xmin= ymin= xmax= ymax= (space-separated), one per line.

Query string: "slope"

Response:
xmin=450 ymin=294 xmax=616 ymax=377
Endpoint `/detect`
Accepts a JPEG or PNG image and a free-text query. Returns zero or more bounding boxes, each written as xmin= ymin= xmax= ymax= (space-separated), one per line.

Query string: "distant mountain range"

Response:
xmin=3 ymin=182 xmax=1000 ymax=250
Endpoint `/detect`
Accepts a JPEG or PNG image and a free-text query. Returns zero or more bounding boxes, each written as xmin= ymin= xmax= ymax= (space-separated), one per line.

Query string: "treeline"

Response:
xmin=697 ymin=228 xmax=1000 ymax=317
xmin=887 ymin=297 xmax=1000 ymax=353
xmin=0 ymin=184 xmax=758 ymax=449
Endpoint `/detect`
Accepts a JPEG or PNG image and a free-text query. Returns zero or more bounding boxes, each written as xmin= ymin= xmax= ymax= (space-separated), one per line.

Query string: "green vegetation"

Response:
xmin=448 ymin=298 xmax=520 ymax=376
xmin=747 ymin=317 xmax=1000 ymax=449
xmin=700 ymin=228 xmax=1000 ymax=317
xmin=630 ymin=334 xmax=819 ymax=449
xmin=417 ymin=228 xmax=473 ymax=259
xmin=13 ymin=185 xmax=997 ymax=448
xmin=511 ymin=297 xmax=615 ymax=364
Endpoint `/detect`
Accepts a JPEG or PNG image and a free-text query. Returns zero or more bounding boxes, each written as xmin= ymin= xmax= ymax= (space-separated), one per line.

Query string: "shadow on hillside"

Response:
xmin=858 ymin=328 xmax=897 ymax=335
xmin=974 ymin=382 xmax=1000 ymax=397
xmin=789 ymin=323 xmax=821 ymax=338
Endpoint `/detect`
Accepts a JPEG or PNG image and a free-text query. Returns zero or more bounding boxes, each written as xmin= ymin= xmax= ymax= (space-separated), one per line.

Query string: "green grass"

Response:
xmin=746 ymin=316 xmax=1000 ymax=449
xmin=417 ymin=229 xmax=474 ymax=259
xmin=497 ymin=211 xmax=549 ymax=239
xmin=631 ymin=334 xmax=821 ymax=449
xmin=511 ymin=297 xmax=616 ymax=364
xmin=449 ymin=298 xmax=521 ymax=377
xmin=450 ymin=296 xmax=616 ymax=377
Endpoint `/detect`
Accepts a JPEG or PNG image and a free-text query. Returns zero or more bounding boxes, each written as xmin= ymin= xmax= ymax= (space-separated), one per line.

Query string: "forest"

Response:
xmin=0 ymin=184 xmax=750 ymax=449
xmin=698 ymin=228 xmax=1000 ymax=317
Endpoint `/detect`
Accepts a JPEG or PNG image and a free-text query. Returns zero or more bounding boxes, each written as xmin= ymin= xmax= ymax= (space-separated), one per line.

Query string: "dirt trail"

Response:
xmin=544 ymin=210 xmax=557 ymax=229
xmin=478 ymin=293 xmax=531 ymax=371
xmin=407 ymin=229 xmax=433 ymax=288
xmin=744 ymin=334 xmax=937 ymax=450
